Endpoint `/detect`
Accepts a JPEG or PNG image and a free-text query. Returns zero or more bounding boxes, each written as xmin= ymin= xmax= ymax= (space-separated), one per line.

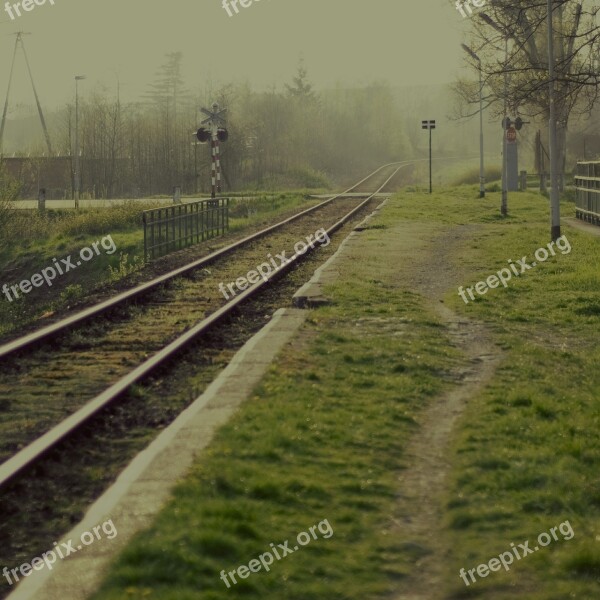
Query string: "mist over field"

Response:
xmin=1 ymin=0 xmax=598 ymax=198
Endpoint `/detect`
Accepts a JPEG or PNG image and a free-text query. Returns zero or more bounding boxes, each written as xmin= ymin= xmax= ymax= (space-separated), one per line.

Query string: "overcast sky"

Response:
xmin=0 ymin=0 xmax=470 ymax=110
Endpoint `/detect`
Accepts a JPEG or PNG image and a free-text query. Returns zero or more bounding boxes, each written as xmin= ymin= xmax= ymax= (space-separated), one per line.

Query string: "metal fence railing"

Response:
xmin=575 ymin=162 xmax=600 ymax=224
xmin=143 ymin=197 xmax=229 ymax=261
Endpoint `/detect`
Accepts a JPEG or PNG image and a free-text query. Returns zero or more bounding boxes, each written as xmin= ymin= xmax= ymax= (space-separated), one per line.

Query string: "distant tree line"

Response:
xmin=53 ymin=56 xmax=413 ymax=198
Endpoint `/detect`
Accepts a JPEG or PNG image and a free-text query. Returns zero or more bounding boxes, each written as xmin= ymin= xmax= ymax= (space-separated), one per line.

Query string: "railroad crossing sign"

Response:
xmin=421 ymin=120 xmax=436 ymax=130
xmin=506 ymin=126 xmax=517 ymax=143
xmin=196 ymin=103 xmax=229 ymax=198
xmin=201 ymin=103 xmax=227 ymax=127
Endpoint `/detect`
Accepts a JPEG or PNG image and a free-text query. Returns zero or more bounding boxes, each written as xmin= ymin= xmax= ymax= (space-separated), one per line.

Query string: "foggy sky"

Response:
xmin=0 ymin=0 xmax=470 ymax=110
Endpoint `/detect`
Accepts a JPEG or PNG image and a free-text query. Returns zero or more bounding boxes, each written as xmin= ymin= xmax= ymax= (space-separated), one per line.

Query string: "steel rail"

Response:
xmin=0 ymin=162 xmax=404 ymax=361
xmin=0 ymin=163 xmax=406 ymax=492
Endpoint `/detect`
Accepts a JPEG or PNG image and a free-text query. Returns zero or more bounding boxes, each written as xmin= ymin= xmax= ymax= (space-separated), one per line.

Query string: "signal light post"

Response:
xmin=501 ymin=116 xmax=527 ymax=200
xmin=421 ymin=120 xmax=436 ymax=194
xmin=196 ymin=102 xmax=228 ymax=198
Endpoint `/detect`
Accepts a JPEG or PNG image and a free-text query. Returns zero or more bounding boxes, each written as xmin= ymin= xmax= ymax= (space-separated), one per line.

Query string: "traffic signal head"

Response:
xmin=196 ymin=128 xmax=210 ymax=143
xmin=502 ymin=117 xmax=512 ymax=130
xmin=514 ymin=117 xmax=524 ymax=131
xmin=217 ymin=128 xmax=228 ymax=142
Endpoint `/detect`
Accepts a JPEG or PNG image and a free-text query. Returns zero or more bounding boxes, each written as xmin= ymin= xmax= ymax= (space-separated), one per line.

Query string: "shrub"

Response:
xmin=0 ymin=163 xmax=23 ymax=251
xmin=451 ymin=166 xmax=502 ymax=186
xmin=285 ymin=167 xmax=331 ymax=189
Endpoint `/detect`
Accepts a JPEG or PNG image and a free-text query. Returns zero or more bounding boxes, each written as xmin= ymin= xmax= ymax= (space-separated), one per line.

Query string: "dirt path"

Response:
xmin=391 ymin=225 xmax=503 ymax=600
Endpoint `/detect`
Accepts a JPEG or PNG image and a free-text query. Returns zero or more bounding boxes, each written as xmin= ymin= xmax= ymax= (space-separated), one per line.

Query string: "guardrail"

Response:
xmin=575 ymin=162 xmax=600 ymax=224
xmin=143 ymin=197 xmax=229 ymax=260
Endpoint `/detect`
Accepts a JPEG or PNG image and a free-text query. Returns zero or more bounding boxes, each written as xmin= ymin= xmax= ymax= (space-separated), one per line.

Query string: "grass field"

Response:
xmin=42 ymin=185 xmax=600 ymax=598
xmin=395 ymin=186 xmax=600 ymax=598
xmin=90 ymin=197 xmax=465 ymax=599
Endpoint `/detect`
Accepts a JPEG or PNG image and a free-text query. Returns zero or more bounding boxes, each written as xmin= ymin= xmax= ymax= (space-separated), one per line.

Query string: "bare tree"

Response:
xmin=455 ymin=0 xmax=600 ymax=174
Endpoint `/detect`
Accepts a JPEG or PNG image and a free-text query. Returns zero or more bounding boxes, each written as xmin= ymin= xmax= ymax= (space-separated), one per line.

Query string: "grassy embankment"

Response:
xmin=438 ymin=192 xmax=600 ymax=599
xmin=0 ymin=193 xmax=316 ymax=336
xmin=380 ymin=185 xmax=599 ymax=598
xmin=90 ymin=184 xmax=599 ymax=600
xmin=90 ymin=194 xmax=465 ymax=600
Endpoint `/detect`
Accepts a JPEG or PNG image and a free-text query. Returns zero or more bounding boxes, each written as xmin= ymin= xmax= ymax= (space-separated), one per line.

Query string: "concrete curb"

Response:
xmin=6 ymin=308 xmax=308 ymax=600
xmin=293 ymin=199 xmax=388 ymax=307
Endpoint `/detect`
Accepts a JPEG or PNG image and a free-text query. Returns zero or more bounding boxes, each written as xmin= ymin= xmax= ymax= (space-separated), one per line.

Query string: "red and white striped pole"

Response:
xmin=199 ymin=103 xmax=227 ymax=199
xmin=211 ymin=134 xmax=217 ymax=199
xmin=215 ymin=136 xmax=222 ymax=194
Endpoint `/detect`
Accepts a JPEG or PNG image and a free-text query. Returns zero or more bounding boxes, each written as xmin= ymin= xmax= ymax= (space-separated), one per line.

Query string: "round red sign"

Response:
xmin=506 ymin=127 xmax=517 ymax=142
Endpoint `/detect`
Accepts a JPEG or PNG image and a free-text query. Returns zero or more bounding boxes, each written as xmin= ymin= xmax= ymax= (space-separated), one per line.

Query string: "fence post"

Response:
xmin=38 ymin=188 xmax=46 ymax=213
xmin=143 ymin=212 xmax=148 ymax=262
xmin=178 ymin=204 xmax=182 ymax=250
xmin=519 ymin=171 xmax=527 ymax=191
xmin=173 ymin=186 xmax=181 ymax=204
xmin=152 ymin=208 xmax=157 ymax=260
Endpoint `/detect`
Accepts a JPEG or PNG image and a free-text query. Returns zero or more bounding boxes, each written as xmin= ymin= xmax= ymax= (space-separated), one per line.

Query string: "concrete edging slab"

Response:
xmin=293 ymin=199 xmax=388 ymax=307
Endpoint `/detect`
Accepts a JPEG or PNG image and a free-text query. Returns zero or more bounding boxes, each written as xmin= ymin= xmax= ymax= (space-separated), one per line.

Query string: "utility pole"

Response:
xmin=74 ymin=75 xmax=86 ymax=209
xmin=478 ymin=58 xmax=485 ymax=198
xmin=461 ymin=44 xmax=485 ymax=198
xmin=0 ymin=32 xmax=53 ymax=155
xmin=21 ymin=34 xmax=53 ymax=154
xmin=0 ymin=35 xmax=19 ymax=155
xmin=547 ymin=0 xmax=561 ymax=240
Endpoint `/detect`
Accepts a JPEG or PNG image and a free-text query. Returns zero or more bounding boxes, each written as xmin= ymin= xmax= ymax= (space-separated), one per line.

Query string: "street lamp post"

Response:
xmin=74 ymin=75 xmax=86 ymax=209
xmin=479 ymin=13 xmax=509 ymax=215
xmin=461 ymin=44 xmax=485 ymax=198
xmin=501 ymin=36 xmax=508 ymax=215
xmin=194 ymin=107 xmax=199 ymax=195
xmin=502 ymin=37 xmax=510 ymax=214
xmin=478 ymin=58 xmax=485 ymax=198
xmin=194 ymin=141 xmax=198 ymax=194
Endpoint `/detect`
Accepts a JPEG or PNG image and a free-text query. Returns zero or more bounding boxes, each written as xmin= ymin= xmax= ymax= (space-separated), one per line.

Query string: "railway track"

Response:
xmin=349 ymin=162 xmax=407 ymax=193
xmin=0 ymin=163 xmax=401 ymax=361
xmin=0 ymin=162 xmax=407 ymax=594
xmin=0 ymin=162 xmax=404 ymax=487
